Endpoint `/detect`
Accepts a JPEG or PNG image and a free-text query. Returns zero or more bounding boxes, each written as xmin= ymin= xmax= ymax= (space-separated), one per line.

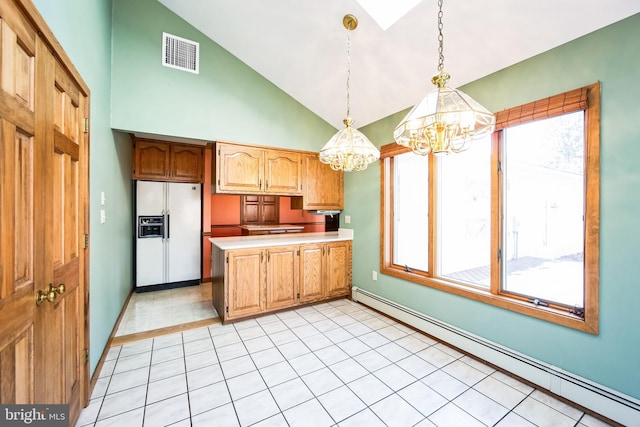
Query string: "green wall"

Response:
xmin=352 ymin=13 xmax=640 ymax=399
xmin=110 ymin=0 xmax=336 ymax=150
xmin=31 ymin=0 xmax=133 ymax=376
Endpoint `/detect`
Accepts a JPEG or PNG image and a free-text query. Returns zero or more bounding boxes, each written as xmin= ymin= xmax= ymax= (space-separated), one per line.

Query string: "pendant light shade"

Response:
xmin=319 ymin=14 xmax=380 ymax=172
xmin=394 ymin=0 xmax=495 ymax=156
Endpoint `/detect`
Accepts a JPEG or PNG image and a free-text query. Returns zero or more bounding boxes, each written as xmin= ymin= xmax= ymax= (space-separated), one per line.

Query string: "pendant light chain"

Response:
xmin=437 ymin=0 xmax=445 ymax=72
xmin=346 ymin=21 xmax=352 ymax=120
xmin=318 ymin=14 xmax=380 ymax=172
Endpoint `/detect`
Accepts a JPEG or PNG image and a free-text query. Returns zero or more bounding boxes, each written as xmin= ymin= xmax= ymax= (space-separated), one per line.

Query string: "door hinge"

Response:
xmin=218 ymin=179 xmax=220 ymax=186
xmin=497 ymin=249 xmax=502 ymax=261
xmin=226 ymin=255 xmax=228 ymax=263
xmin=83 ymin=118 xmax=89 ymax=133
xmin=226 ymin=306 xmax=228 ymax=313
xmin=82 ymin=348 xmax=89 ymax=364
xmin=297 ymin=250 xmax=300 ymax=256
xmin=83 ymin=233 xmax=89 ymax=249
xmin=218 ymin=148 xmax=221 ymax=155
xmin=497 ymin=160 xmax=502 ymax=174
xmin=297 ymin=293 xmax=300 ymax=299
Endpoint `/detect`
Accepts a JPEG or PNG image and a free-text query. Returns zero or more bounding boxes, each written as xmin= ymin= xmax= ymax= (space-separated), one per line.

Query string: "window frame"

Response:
xmin=380 ymin=83 xmax=600 ymax=334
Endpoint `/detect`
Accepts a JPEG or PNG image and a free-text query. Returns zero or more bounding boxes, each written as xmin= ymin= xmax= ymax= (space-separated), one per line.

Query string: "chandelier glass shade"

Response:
xmin=320 ymin=14 xmax=380 ymax=172
xmin=320 ymin=117 xmax=380 ymax=172
xmin=394 ymin=0 xmax=495 ymax=156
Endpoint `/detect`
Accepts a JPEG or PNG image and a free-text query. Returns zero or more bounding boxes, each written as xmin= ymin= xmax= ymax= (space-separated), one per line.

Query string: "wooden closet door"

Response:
xmin=0 ymin=0 xmax=38 ymax=404
xmin=0 ymin=1 xmax=89 ymax=425
xmin=33 ymin=52 xmax=88 ymax=421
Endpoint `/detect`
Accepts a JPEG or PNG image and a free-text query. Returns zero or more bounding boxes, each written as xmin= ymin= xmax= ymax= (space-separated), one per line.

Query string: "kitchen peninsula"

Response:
xmin=210 ymin=230 xmax=353 ymax=323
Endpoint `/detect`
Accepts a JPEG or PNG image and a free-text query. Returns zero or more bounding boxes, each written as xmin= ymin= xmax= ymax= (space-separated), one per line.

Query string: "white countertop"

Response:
xmin=210 ymin=229 xmax=353 ymax=250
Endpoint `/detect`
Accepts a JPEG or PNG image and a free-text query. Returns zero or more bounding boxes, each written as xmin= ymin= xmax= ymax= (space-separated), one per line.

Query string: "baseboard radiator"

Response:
xmin=351 ymin=287 xmax=640 ymax=426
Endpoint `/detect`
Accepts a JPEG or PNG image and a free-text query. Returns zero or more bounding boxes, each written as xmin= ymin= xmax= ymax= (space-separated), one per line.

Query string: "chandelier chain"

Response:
xmin=346 ymin=22 xmax=352 ymax=119
xmin=437 ymin=0 xmax=444 ymax=72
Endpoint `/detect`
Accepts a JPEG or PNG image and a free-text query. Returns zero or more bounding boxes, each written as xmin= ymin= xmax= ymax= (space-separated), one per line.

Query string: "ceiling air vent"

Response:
xmin=162 ymin=32 xmax=199 ymax=74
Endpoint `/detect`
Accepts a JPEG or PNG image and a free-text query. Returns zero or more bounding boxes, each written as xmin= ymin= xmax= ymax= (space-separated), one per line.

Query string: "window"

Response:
xmin=381 ymin=84 xmax=600 ymax=333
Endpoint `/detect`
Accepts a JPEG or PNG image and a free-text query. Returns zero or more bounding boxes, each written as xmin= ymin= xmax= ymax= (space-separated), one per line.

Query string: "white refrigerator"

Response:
xmin=136 ymin=181 xmax=201 ymax=290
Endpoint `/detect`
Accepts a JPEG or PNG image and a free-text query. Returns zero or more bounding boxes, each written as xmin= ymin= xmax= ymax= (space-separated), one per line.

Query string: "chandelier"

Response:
xmin=319 ymin=14 xmax=380 ymax=172
xmin=394 ymin=0 xmax=495 ymax=156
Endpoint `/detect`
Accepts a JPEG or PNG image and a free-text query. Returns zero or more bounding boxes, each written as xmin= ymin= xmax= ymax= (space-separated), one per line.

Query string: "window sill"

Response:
xmin=380 ymin=266 xmax=597 ymax=334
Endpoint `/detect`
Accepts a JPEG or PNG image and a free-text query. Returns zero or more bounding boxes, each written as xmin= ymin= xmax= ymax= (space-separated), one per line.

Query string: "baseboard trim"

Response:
xmin=352 ymin=287 xmax=640 ymax=426
xmin=86 ymin=288 xmax=134 ymax=402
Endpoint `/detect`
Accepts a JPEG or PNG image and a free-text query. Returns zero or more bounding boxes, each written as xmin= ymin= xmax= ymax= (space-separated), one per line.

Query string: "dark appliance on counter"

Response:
xmin=315 ymin=210 xmax=340 ymax=232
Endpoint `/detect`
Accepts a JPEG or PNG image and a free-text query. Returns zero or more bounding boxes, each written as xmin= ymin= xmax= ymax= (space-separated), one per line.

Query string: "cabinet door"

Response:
xmin=325 ymin=241 xmax=352 ymax=297
xmin=260 ymin=195 xmax=279 ymax=224
xmin=241 ymin=195 xmax=261 ymax=224
xmin=217 ymin=144 xmax=264 ymax=193
xmin=227 ymin=249 xmax=265 ymax=318
xmin=171 ymin=144 xmax=204 ymax=182
xmin=266 ymin=246 xmax=299 ymax=310
xmin=265 ymin=150 xmax=302 ymax=195
xmin=293 ymin=155 xmax=344 ymax=210
xmin=299 ymin=244 xmax=325 ymax=303
xmin=134 ymin=140 xmax=170 ymax=180
xmin=241 ymin=195 xmax=279 ymax=225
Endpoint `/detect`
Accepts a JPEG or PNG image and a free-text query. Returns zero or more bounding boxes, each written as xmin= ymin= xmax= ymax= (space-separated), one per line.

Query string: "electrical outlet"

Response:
xmin=100 ymin=209 xmax=106 ymax=224
xmin=101 ymin=191 xmax=105 ymax=206
xmin=372 ymin=271 xmax=377 ymax=281
xmin=345 ymin=215 xmax=351 ymax=224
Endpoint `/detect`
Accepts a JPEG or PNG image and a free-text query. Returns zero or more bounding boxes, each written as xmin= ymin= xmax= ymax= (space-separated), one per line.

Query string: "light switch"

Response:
xmin=100 ymin=209 xmax=106 ymax=224
xmin=101 ymin=191 xmax=105 ymax=206
xmin=345 ymin=215 xmax=351 ymax=224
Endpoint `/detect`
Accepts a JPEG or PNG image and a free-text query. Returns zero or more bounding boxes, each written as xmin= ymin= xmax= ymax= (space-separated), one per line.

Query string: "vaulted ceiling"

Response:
xmin=158 ymin=0 xmax=640 ymax=130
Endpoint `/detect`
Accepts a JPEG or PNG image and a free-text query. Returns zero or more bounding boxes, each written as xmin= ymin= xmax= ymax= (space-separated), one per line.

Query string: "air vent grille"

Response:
xmin=162 ymin=32 xmax=199 ymax=74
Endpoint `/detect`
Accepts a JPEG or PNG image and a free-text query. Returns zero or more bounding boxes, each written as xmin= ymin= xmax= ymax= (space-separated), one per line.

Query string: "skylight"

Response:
xmin=356 ymin=0 xmax=422 ymax=31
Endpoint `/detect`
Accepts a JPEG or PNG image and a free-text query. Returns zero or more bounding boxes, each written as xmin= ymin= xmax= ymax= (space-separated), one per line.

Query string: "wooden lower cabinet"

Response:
xmin=266 ymin=246 xmax=299 ymax=310
xmin=299 ymin=244 xmax=325 ymax=303
xmin=325 ymin=241 xmax=352 ymax=297
xmin=227 ymin=248 xmax=265 ymax=318
xmin=212 ymin=241 xmax=352 ymax=323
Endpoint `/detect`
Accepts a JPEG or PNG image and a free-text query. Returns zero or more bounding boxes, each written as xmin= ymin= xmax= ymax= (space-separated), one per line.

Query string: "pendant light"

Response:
xmin=394 ymin=0 xmax=495 ymax=156
xmin=319 ymin=14 xmax=380 ymax=172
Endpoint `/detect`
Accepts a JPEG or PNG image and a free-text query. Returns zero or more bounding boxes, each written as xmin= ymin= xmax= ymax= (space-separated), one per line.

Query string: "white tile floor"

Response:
xmin=80 ymin=294 xmax=613 ymax=427
xmin=115 ymin=283 xmax=217 ymax=336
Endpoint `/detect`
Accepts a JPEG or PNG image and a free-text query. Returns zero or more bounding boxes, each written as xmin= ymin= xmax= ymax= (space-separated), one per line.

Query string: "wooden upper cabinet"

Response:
xmin=133 ymin=140 xmax=170 ymax=180
xmin=171 ymin=144 xmax=205 ymax=182
xmin=292 ymin=154 xmax=344 ymax=210
xmin=132 ymin=137 xmax=204 ymax=182
xmin=264 ymin=150 xmax=302 ymax=195
xmin=216 ymin=143 xmax=264 ymax=193
xmin=214 ymin=142 xmax=302 ymax=195
xmin=241 ymin=195 xmax=279 ymax=225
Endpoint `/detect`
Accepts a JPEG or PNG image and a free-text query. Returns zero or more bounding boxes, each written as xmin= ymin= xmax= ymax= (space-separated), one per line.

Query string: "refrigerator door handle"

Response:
xmin=166 ymin=213 xmax=170 ymax=239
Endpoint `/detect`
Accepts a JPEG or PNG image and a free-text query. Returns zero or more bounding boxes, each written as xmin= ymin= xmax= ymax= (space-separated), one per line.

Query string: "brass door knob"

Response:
xmin=50 ymin=283 xmax=65 ymax=295
xmin=36 ymin=289 xmax=56 ymax=305
xmin=35 ymin=284 xmax=65 ymax=306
